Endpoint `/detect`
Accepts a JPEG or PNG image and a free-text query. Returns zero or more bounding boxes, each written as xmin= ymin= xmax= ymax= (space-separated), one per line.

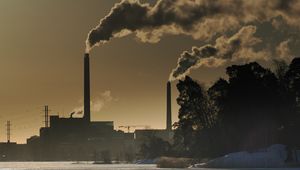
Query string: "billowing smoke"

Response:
xmin=86 ymin=0 xmax=300 ymax=53
xmin=72 ymin=90 xmax=118 ymax=116
xmin=276 ymin=39 xmax=293 ymax=62
xmin=170 ymin=25 xmax=269 ymax=80
xmin=91 ymin=90 xmax=118 ymax=112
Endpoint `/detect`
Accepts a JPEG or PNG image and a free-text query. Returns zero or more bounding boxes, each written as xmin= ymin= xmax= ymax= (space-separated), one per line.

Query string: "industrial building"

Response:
xmin=0 ymin=53 xmax=173 ymax=161
xmin=134 ymin=82 xmax=174 ymax=149
xmin=24 ymin=53 xmax=135 ymax=161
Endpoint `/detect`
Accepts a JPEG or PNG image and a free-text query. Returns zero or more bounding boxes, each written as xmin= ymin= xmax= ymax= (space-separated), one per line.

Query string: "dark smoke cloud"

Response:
xmin=276 ymin=39 xmax=293 ymax=62
xmin=86 ymin=0 xmax=300 ymax=52
xmin=170 ymin=26 xmax=271 ymax=80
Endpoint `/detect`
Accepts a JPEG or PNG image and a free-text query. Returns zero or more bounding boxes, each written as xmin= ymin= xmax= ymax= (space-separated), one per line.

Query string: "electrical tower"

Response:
xmin=44 ymin=105 xmax=50 ymax=128
xmin=6 ymin=121 xmax=11 ymax=143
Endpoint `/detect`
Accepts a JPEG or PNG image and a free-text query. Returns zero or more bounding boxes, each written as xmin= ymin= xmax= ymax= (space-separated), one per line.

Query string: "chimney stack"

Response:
xmin=84 ymin=53 xmax=91 ymax=122
xmin=166 ymin=81 xmax=172 ymax=131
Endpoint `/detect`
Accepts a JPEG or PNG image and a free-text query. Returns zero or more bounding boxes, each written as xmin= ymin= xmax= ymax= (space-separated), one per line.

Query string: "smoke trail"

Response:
xmin=169 ymin=26 xmax=268 ymax=80
xmin=85 ymin=0 xmax=300 ymax=52
xmin=276 ymin=39 xmax=293 ymax=62
xmin=91 ymin=90 xmax=118 ymax=112
xmin=72 ymin=90 xmax=118 ymax=116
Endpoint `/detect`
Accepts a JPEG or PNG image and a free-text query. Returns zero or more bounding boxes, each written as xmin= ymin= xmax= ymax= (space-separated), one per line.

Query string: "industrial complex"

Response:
xmin=0 ymin=53 xmax=173 ymax=161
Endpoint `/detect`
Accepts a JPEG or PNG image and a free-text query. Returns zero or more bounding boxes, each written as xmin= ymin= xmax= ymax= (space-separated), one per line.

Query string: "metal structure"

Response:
xmin=118 ymin=125 xmax=150 ymax=133
xmin=6 ymin=121 xmax=11 ymax=143
xmin=44 ymin=105 xmax=49 ymax=128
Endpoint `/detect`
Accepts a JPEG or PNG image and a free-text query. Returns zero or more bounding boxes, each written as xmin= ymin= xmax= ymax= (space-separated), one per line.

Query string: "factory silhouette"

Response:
xmin=0 ymin=53 xmax=173 ymax=161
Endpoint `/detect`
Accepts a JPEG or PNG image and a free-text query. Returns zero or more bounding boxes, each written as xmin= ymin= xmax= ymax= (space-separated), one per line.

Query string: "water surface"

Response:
xmin=0 ymin=162 xmax=298 ymax=170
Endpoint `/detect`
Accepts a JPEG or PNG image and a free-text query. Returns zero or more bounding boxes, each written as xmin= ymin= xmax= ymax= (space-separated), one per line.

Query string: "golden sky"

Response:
xmin=0 ymin=0 xmax=227 ymax=143
xmin=2 ymin=0 xmax=299 ymax=143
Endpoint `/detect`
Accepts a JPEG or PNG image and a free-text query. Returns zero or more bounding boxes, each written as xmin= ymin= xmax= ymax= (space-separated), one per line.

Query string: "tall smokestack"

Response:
xmin=166 ymin=81 xmax=172 ymax=131
xmin=84 ymin=53 xmax=91 ymax=122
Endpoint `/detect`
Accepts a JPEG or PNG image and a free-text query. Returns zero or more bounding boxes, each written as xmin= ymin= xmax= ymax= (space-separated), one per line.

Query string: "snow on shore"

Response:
xmin=194 ymin=144 xmax=287 ymax=168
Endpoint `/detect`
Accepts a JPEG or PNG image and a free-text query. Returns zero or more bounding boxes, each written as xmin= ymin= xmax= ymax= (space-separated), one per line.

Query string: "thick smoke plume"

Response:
xmin=170 ymin=26 xmax=269 ymax=80
xmin=86 ymin=0 xmax=300 ymax=52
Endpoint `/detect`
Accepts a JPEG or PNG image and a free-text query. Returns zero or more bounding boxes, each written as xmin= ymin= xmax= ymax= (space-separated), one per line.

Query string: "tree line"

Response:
xmin=141 ymin=58 xmax=300 ymax=159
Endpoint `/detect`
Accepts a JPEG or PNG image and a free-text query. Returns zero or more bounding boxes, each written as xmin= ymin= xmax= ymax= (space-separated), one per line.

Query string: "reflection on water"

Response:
xmin=0 ymin=162 xmax=160 ymax=170
xmin=0 ymin=162 xmax=299 ymax=170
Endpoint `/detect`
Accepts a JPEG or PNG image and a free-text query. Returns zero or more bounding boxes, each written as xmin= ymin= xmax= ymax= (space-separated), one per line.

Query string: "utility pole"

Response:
xmin=6 ymin=121 xmax=11 ymax=143
xmin=44 ymin=105 xmax=49 ymax=128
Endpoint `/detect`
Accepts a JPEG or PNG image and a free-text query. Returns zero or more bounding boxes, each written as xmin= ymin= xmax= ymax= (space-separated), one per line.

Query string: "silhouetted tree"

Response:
xmin=208 ymin=78 xmax=229 ymax=123
xmin=285 ymin=58 xmax=300 ymax=103
xmin=174 ymin=76 xmax=218 ymax=157
xmin=173 ymin=59 xmax=300 ymax=158
xmin=273 ymin=59 xmax=289 ymax=82
xmin=219 ymin=62 xmax=285 ymax=151
xmin=280 ymin=58 xmax=300 ymax=147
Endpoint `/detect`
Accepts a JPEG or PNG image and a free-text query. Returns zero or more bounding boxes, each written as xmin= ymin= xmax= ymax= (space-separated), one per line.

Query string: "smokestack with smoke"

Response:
xmin=86 ymin=0 xmax=300 ymax=53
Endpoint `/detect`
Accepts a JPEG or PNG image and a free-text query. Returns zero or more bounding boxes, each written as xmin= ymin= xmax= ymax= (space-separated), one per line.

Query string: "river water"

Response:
xmin=0 ymin=162 xmax=298 ymax=170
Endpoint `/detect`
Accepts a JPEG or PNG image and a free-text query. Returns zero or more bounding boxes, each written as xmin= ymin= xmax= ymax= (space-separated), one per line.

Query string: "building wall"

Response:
xmin=25 ymin=116 xmax=135 ymax=161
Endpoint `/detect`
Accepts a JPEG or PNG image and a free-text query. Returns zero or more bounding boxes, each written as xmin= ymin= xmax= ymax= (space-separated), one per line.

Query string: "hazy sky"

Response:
xmin=1 ymin=0 xmax=300 ymax=143
xmin=0 ymin=0 xmax=225 ymax=143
